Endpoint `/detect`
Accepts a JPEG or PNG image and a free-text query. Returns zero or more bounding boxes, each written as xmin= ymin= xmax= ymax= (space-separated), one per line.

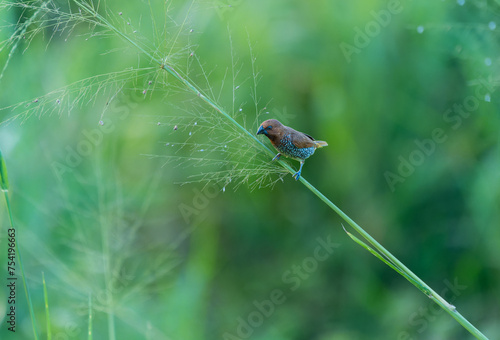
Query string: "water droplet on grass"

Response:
xmin=417 ymin=26 xmax=424 ymax=34
xmin=457 ymin=0 xmax=465 ymax=6
xmin=485 ymin=57 xmax=492 ymax=66
xmin=99 ymin=120 xmax=104 ymax=126
xmin=489 ymin=22 xmax=496 ymax=30
xmin=484 ymin=94 xmax=491 ymax=102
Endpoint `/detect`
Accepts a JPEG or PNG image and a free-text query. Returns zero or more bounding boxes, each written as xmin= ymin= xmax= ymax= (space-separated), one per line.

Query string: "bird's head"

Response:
xmin=257 ymin=119 xmax=284 ymax=141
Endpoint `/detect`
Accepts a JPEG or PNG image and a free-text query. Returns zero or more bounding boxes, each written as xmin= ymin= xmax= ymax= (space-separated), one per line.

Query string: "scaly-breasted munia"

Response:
xmin=257 ymin=119 xmax=328 ymax=180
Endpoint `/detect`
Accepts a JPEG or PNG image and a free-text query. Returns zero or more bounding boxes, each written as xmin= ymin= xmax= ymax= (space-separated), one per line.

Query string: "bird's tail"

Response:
xmin=314 ymin=140 xmax=328 ymax=148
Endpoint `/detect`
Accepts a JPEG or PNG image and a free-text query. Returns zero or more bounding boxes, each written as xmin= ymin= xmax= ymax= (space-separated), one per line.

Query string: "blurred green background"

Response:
xmin=0 ymin=0 xmax=499 ymax=339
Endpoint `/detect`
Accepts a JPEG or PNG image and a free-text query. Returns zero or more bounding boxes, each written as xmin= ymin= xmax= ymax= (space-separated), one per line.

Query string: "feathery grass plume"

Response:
xmin=0 ymin=0 xmax=290 ymax=188
xmin=0 ymin=68 xmax=159 ymax=124
xmin=0 ymin=1 xmax=491 ymax=339
xmin=0 ymin=0 xmax=195 ymax=123
xmin=0 ymin=0 xmax=49 ymax=81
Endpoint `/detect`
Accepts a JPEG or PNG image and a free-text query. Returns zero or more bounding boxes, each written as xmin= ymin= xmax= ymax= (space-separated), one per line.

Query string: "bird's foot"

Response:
xmin=292 ymin=170 xmax=301 ymax=181
xmin=272 ymin=153 xmax=281 ymax=161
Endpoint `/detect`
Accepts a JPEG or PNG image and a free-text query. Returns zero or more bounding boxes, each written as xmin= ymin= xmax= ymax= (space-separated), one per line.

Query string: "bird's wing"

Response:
xmin=291 ymin=130 xmax=317 ymax=148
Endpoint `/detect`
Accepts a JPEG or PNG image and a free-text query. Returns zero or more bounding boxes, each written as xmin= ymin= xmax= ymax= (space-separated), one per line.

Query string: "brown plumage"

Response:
xmin=257 ymin=119 xmax=328 ymax=180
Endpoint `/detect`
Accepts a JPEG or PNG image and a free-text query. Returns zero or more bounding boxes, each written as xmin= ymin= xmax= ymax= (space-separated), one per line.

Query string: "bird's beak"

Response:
xmin=257 ymin=125 xmax=266 ymax=135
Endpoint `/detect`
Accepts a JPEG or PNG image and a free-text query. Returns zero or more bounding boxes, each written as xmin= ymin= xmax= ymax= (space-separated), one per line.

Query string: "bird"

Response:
xmin=256 ymin=119 xmax=328 ymax=180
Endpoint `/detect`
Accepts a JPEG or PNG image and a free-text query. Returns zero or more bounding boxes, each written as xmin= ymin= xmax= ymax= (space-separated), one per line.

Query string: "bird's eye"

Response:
xmin=266 ymin=125 xmax=272 ymax=130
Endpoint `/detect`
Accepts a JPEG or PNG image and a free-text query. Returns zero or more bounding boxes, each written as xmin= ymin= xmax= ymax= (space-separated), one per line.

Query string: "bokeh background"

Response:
xmin=0 ymin=0 xmax=499 ymax=339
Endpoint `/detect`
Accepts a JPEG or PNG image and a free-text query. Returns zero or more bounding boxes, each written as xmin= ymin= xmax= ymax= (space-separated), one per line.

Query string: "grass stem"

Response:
xmin=42 ymin=272 xmax=52 ymax=340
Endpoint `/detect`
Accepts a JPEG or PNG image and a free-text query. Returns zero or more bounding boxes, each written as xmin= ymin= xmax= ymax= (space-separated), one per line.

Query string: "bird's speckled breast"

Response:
xmin=276 ymin=134 xmax=316 ymax=161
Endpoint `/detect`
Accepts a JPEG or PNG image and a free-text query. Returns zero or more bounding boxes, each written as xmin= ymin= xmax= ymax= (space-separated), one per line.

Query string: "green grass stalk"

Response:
xmin=42 ymin=272 xmax=51 ymax=340
xmin=88 ymin=293 xmax=93 ymax=340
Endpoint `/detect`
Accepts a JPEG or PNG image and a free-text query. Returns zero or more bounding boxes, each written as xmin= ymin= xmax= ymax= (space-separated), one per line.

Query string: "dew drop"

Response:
xmin=239 ymin=108 xmax=243 ymax=112
xmin=99 ymin=120 xmax=104 ymax=126
xmin=56 ymin=99 xmax=60 ymax=104
xmin=189 ymin=131 xmax=192 ymax=136
xmin=174 ymin=125 xmax=178 ymax=130
xmin=189 ymin=29 xmax=194 ymax=33
xmin=489 ymin=22 xmax=496 ymax=30
xmin=34 ymin=98 xmax=39 ymax=103
xmin=457 ymin=0 xmax=465 ymax=5
xmin=194 ymin=122 xmax=197 ymax=126
xmin=143 ymin=90 xmax=147 ymax=94
xmin=200 ymin=149 xmax=204 ymax=152
xmin=485 ymin=57 xmax=492 ymax=66
xmin=148 ymin=80 xmax=152 ymax=85
xmin=417 ymin=25 xmax=424 ymax=34
xmin=235 ymin=86 xmax=240 ymax=90
xmin=224 ymin=145 xmax=227 ymax=148
xmin=165 ymin=142 xmax=170 ymax=146
xmin=222 ymin=186 xmax=226 ymax=193
xmin=484 ymin=94 xmax=491 ymax=102
xmin=157 ymin=122 xmax=161 ymax=126
xmin=119 ymin=11 xmax=122 ymax=15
